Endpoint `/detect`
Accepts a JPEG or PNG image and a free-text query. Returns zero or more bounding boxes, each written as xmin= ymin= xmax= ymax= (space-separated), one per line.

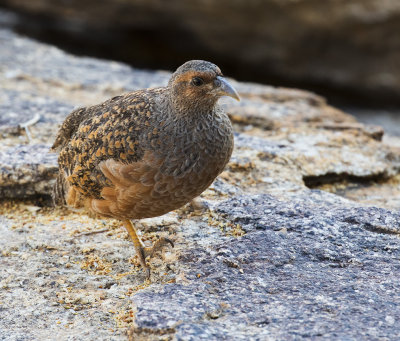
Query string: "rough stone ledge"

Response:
xmin=0 ymin=144 xmax=57 ymax=198
xmin=130 ymin=191 xmax=400 ymax=340
xmin=1 ymin=27 xmax=400 ymax=340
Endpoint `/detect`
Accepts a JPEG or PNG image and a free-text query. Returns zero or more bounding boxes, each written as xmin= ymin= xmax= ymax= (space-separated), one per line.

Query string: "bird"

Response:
xmin=51 ymin=60 xmax=240 ymax=278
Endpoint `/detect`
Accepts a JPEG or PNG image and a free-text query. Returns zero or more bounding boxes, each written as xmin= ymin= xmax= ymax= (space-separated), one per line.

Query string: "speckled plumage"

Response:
xmin=52 ymin=60 xmax=237 ymax=220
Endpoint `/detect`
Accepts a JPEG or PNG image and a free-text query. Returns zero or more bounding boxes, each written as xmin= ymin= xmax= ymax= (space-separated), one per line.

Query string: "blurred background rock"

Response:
xmin=0 ymin=0 xmax=399 ymax=135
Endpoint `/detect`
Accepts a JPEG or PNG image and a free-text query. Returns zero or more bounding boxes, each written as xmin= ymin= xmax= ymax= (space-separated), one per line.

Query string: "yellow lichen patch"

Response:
xmin=125 ymin=281 xmax=152 ymax=297
xmin=114 ymin=308 xmax=136 ymax=328
xmin=229 ymin=223 xmax=246 ymax=237
xmin=80 ymin=254 xmax=112 ymax=275
xmin=228 ymin=160 xmax=255 ymax=172
xmin=56 ymin=288 xmax=106 ymax=311
xmin=112 ymin=271 xmax=138 ymax=281
xmin=206 ymin=210 xmax=246 ymax=237
xmin=219 ymin=165 xmax=260 ymax=189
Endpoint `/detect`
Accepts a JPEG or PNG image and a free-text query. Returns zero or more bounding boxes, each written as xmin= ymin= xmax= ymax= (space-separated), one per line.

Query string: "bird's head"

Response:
xmin=168 ymin=60 xmax=240 ymax=114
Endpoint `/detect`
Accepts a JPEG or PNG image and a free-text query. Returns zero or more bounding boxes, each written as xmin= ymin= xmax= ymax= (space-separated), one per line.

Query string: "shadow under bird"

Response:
xmin=51 ymin=60 xmax=240 ymax=279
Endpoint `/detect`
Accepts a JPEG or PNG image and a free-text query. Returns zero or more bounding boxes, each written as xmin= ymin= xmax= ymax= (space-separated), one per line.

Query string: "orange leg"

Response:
xmin=122 ymin=220 xmax=174 ymax=279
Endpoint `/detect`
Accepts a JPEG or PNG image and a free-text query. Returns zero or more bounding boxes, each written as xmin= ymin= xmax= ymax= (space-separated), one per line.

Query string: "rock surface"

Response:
xmin=1 ymin=1 xmax=400 ymax=104
xmin=133 ymin=192 xmax=400 ymax=340
xmin=1 ymin=28 xmax=400 ymax=340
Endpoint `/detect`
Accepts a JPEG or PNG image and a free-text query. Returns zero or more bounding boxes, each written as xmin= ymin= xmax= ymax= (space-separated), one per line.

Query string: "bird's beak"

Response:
xmin=214 ymin=76 xmax=240 ymax=101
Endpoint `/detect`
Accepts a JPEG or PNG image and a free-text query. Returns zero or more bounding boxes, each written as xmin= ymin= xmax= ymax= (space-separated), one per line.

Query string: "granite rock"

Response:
xmin=131 ymin=191 xmax=400 ymax=340
xmin=1 ymin=28 xmax=400 ymax=340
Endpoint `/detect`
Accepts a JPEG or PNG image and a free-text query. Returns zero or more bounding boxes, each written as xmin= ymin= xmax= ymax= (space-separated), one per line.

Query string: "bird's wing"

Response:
xmin=51 ymin=107 xmax=91 ymax=151
xmin=54 ymin=89 xmax=164 ymax=206
xmin=51 ymin=95 xmax=128 ymax=151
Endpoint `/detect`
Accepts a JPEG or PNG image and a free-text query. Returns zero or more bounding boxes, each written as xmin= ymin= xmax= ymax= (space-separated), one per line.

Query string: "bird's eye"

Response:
xmin=192 ymin=77 xmax=204 ymax=86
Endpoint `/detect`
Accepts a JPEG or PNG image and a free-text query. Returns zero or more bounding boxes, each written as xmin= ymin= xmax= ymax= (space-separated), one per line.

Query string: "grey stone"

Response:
xmin=0 ymin=144 xmax=57 ymax=199
xmin=0 ymin=27 xmax=400 ymax=340
xmin=131 ymin=191 xmax=400 ymax=340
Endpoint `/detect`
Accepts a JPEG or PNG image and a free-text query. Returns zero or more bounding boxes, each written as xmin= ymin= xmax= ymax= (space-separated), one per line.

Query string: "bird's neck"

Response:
xmin=168 ymin=90 xmax=218 ymax=119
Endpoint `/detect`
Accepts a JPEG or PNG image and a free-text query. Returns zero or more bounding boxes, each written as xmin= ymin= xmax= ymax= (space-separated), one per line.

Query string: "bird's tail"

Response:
xmin=52 ymin=172 xmax=68 ymax=206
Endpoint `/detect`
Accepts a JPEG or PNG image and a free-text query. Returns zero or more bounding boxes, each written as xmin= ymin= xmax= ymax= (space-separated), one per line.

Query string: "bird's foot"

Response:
xmin=143 ymin=236 xmax=174 ymax=258
xmin=136 ymin=237 xmax=174 ymax=280
xmin=123 ymin=220 xmax=174 ymax=280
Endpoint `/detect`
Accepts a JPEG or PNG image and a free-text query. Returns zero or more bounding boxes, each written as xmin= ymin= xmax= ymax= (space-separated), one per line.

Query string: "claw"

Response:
xmin=123 ymin=220 xmax=174 ymax=280
xmin=144 ymin=267 xmax=151 ymax=280
xmin=137 ymin=236 xmax=174 ymax=279
xmin=143 ymin=236 xmax=174 ymax=258
xmin=164 ymin=237 xmax=175 ymax=248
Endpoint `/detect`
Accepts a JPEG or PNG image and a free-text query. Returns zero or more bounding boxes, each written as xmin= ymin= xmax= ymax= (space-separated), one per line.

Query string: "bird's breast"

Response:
xmin=156 ymin=112 xmax=233 ymax=183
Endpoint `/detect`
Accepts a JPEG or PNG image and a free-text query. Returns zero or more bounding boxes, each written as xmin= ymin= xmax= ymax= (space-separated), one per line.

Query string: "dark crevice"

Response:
xmin=0 ymin=195 xmax=53 ymax=207
xmin=360 ymin=223 xmax=400 ymax=236
xmin=303 ymin=172 xmax=389 ymax=188
xmin=342 ymin=217 xmax=400 ymax=235
xmin=2 ymin=7 xmax=400 ymax=109
xmin=129 ymin=327 xmax=176 ymax=337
